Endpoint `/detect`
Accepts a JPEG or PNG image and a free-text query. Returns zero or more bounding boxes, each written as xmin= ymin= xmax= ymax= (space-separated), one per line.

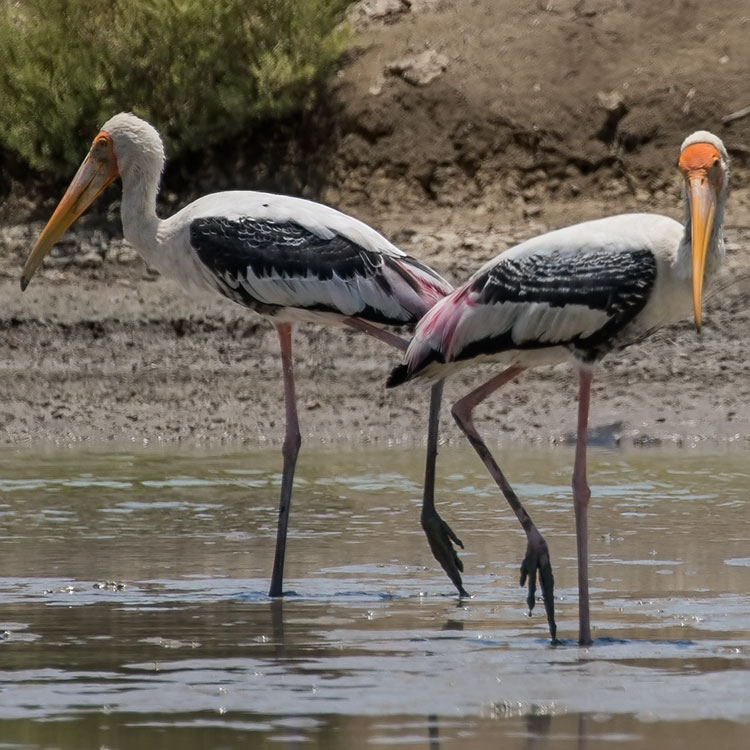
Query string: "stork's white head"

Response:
xmin=99 ymin=112 xmax=166 ymax=182
xmin=20 ymin=112 xmax=166 ymax=290
xmin=680 ymin=130 xmax=729 ymax=195
xmin=680 ymin=130 xmax=729 ymax=165
xmin=677 ymin=130 xmax=729 ymax=331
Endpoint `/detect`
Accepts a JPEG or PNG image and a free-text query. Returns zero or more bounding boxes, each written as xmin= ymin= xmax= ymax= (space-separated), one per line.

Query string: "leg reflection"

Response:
xmin=427 ymin=713 xmax=439 ymax=750
xmin=270 ymin=597 xmax=286 ymax=658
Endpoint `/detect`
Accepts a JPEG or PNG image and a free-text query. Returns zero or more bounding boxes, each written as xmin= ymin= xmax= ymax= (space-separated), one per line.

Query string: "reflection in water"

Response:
xmin=428 ymin=714 xmax=440 ymax=749
xmin=270 ymin=597 xmax=286 ymax=659
xmin=0 ymin=446 xmax=749 ymax=748
xmin=526 ymin=713 xmax=553 ymax=750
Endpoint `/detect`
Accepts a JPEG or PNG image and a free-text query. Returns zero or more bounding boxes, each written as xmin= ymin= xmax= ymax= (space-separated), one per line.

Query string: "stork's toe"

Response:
xmin=421 ymin=509 xmax=469 ymax=597
xmin=520 ymin=531 xmax=557 ymax=641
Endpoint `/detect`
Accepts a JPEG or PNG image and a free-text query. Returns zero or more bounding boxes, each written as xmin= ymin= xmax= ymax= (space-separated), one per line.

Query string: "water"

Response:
xmin=0 ymin=445 xmax=749 ymax=748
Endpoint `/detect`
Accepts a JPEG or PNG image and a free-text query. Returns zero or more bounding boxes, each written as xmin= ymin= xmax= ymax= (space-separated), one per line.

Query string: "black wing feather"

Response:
xmin=475 ymin=249 xmax=656 ymax=312
xmin=190 ymin=216 xmax=384 ymax=282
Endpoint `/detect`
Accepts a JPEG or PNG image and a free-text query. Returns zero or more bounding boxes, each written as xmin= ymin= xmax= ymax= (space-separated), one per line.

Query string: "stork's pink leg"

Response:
xmin=573 ymin=369 xmax=593 ymax=646
xmin=451 ymin=365 xmax=557 ymax=640
xmin=268 ymin=323 xmax=301 ymax=598
xmin=343 ymin=317 xmax=408 ymax=352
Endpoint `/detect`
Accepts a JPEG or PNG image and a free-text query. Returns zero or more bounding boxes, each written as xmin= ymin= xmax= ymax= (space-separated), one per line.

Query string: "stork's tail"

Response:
xmin=387 ymin=350 xmax=449 ymax=388
xmin=386 ymin=283 xmax=470 ymax=388
xmin=386 ymin=363 xmax=409 ymax=389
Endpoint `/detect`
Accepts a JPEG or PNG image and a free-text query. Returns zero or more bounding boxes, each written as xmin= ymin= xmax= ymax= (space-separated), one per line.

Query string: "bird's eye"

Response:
xmin=713 ymin=158 xmax=720 ymax=168
xmin=93 ymin=133 xmax=111 ymax=151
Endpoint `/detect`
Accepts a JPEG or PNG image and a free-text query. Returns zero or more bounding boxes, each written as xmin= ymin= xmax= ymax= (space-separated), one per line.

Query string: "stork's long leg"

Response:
xmin=573 ymin=369 xmax=593 ymax=646
xmin=344 ymin=317 xmax=466 ymax=596
xmin=421 ymin=379 xmax=468 ymax=597
xmin=267 ymin=317 xmax=463 ymax=599
xmin=451 ymin=365 xmax=556 ymax=640
xmin=343 ymin=316 xmax=408 ymax=352
xmin=268 ymin=323 xmax=301 ymax=598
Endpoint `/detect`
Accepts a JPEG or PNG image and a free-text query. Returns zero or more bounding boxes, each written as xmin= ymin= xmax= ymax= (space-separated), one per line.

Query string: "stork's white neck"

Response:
xmin=102 ymin=113 xmax=168 ymax=264
xmin=119 ymin=158 xmax=163 ymax=262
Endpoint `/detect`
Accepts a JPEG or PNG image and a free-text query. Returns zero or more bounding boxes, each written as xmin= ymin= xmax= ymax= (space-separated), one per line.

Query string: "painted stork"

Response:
xmin=388 ymin=131 xmax=730 ymax=645
xmin=20 ymin=112 xmax=468 ymax=599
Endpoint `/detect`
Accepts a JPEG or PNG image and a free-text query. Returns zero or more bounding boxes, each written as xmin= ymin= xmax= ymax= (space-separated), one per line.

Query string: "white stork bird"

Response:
xmin=20 ymin=112 xmax=468 ymax=599
xmin=388 ymin=131 xmax=730 ymax=645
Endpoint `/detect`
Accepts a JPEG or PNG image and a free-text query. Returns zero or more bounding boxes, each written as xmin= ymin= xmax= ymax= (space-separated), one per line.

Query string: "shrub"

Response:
xmin=0 ymin=0 xmax=350 ymax=173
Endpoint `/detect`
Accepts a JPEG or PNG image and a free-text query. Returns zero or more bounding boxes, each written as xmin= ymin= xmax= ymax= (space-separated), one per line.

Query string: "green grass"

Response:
xmin=0 ymin=0 xmax=350 ymax=173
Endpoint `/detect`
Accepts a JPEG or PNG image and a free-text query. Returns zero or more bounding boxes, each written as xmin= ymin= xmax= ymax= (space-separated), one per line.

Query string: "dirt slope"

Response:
xmin=0 ymin=0 xmax=749 ymax=449
xmin=326 ymin=0 xmax=750 ymax=223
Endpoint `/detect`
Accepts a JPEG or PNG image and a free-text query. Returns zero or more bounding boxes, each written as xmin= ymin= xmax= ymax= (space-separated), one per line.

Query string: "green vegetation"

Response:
xmin=0 ymin=0 xmax=350 ymax=173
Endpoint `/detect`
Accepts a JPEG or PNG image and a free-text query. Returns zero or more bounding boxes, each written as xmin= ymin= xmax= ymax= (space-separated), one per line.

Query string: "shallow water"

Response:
xmin=0 ymin=445 xmax=749 ymax=748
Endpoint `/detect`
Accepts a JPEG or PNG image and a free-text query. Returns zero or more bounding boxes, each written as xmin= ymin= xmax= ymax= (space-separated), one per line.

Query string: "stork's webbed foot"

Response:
xmin=519 ymin=529 xmax=557 ymax=641
xmin=421 ymin=509 xmax=469 ymax=597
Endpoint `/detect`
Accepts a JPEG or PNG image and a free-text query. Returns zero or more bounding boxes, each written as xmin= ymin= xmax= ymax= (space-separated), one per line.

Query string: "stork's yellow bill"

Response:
xmin=21 ymin=132 xmax=118 ymax=291
xmin=678 ymin=140 xmax=723 ymax=332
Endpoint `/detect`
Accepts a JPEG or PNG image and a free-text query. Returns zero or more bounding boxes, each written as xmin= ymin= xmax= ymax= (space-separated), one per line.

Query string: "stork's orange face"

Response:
xmin=678 ymin=142 xmax=723 ymax=332
xmin=20 ymin=131 xmax=119 ymax=291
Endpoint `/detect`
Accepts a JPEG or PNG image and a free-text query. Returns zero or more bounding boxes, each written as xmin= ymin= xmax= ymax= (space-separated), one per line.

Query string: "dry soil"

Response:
xmin=0 ymin=0 xmax=749 ymax=450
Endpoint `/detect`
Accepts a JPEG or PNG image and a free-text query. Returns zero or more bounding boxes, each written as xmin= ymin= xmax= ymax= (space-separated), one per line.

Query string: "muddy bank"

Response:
xmin=1 ymin=0 xmax=750 ymax=450
xmin=1 ymin=214 xmax=748 ymax=450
